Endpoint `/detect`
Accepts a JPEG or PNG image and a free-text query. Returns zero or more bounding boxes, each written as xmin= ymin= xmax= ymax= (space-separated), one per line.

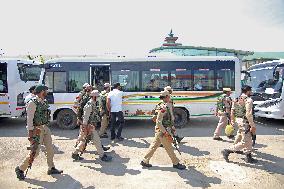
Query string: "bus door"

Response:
xmin=273 ymin=64 xmax=284 ymax=97
xmin=0 ymin=62 xmax=10 ymax=116
xmin=90 ymin=64 xmax=110 ymax=91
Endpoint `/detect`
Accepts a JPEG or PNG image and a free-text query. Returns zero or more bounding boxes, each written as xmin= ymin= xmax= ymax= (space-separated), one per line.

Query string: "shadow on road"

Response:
xmin=0 ymin=117 xmax=283 ymax=139
xmin=82 ymin=151 xmax=141 ymax=176
xmin=149 ymin=165 xmax=221 ymax=188
xmin=179 ymin=144 xmax=210 ymax=156
xmin=231 ymin=150 xmax=284 ymax=175
xmin=24 ymin=174 xmax=94 ymax=189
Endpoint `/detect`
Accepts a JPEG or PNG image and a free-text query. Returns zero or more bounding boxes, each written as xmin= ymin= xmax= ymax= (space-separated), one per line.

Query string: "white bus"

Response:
xmin=244 ymin=59 xmax=284 ymax=119
xmin=0 ymin=58 xmax=42 ymax=118
xmin=41 ymin=56 xmax=240 ymax=129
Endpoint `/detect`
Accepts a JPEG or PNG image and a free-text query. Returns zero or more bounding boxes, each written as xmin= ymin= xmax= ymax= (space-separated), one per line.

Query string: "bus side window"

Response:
xmin=193 ymin=69 xmax=214 ymax=91
xmin=54 ymin=72 xmax=67 ymax=92
xmin=45 ymin=71 xmax=67 ymax=92
xmin=216 ymin=69 xmax=235 ymax=91
xmin=0 ymin=63 xmax=8 ymax=93
xmin=142 ymin=71 xmax=169 ymax=92
xmin=170 ymin=71 xmax=192 ymax=91
xmin=68 ymin=71 xmax=89 ymax=92
xmin=111 ymin=71 xmax=139 ymax=92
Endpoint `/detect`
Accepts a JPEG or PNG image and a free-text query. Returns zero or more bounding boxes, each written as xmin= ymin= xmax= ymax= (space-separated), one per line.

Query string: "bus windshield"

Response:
xmin=17 ymin=64 xmax=42 ymax=81
xmin=247 ymin=68 xmax=274 ymax=92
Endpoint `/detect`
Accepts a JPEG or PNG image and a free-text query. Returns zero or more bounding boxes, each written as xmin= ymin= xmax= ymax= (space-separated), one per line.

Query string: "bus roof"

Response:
xmin=0 ymin=58 xmax=41 ymax=65
xmin=45 ymin=56 xmax=239 ymax=64
xmin=248 ymin=59 xmax=284 ymax=71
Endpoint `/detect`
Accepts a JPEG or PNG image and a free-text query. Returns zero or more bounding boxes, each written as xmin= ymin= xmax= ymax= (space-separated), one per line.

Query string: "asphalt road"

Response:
xmin=0 ymin=117 xmax=283 ymax=189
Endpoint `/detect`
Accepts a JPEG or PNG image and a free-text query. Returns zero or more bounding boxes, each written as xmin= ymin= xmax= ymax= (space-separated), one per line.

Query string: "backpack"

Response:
xmin=233 ymin=95 xmax=248 ymax=118
xmin=216 ymin=94 xmax=227 ymax=112
xmin=77 ymin=93 xmax=91 ymax=120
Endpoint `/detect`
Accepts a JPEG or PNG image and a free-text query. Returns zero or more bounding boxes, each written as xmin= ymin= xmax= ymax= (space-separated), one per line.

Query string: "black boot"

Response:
xmin=140 ymin=161 xmax=152 ymax=168
xmin=15 ymin=166 xmax=25 ymax=180
xmin=102 ymin=145 xmax=110 ymax=151
xmin=173 ymin=163 xmax=186 ymax=170
xmin=175 ymin=136 xmax=184 ymax=143
xmin=222 ymin=149 xmax=234 ymax=162
xmin=47 ymin=167 xmax=63 ymax=175
xmin=245 ymin=153 xmax=258 ymax=163
xmin=72 ymin=153 xmax=84 ymax=161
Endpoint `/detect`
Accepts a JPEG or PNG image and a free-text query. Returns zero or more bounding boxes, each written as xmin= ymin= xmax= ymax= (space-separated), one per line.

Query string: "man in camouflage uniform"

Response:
xmin=74 ymin=83 xmax=92 ymax=147
xmin=141 ymin=91 xmax=186 ymax=170
xmin=74 ymin=83 xmax=92 ymax=120
xmin=164 ymin=86 xmax=184 ymax=143
xmin=72 ymin=90 xmax=112 ymax=162
xmin=15 ymin=85 xmax=63 ymax=180
xmin=222 ymin=85 xmax=257 ymax=163
xmin=99 ymin=83 xmax=111 ymax=138
xmin=213 ymin=88 xmax=232 ymax=140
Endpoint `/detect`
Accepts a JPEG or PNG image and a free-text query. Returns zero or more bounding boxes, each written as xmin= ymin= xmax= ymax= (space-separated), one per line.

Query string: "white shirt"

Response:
xmin=107 ymin=89 xmax=123 ymax=112
xmin=24 ymin=93 xmax=36 ymax=104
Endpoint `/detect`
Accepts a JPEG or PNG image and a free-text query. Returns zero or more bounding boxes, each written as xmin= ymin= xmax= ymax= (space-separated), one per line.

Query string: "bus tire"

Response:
xmin=56 ymin=109 xmax=77 ymax=130
xmin=174 ymin=108 xmax=188 ymax=128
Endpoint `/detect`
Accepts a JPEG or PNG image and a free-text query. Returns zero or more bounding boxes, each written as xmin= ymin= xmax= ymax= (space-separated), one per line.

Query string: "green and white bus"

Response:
xmin=41 ymin=56 xmax=240 ymax=129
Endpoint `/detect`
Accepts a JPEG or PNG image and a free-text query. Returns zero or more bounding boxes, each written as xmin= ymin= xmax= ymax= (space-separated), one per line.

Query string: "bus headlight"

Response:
xmin=17 ymin=93 xmax=25 ymax=106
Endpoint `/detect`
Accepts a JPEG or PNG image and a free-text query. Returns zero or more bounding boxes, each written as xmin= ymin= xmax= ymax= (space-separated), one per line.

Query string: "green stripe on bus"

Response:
xmin=132 ymin=93 xmax=222 ymax=101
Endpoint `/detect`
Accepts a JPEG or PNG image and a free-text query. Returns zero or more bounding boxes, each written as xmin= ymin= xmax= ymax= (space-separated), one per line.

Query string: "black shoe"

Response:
xmin=213 ymin=137 xmax=223 ymax=141
xmin=175 ymin=136 xmax=184 ymax=143
xmin=245 ymin=153 xmax=258 ymax=163
xmin=47 ymin=167 xmax=63 ymax=175
xmin=15 ymin=166 xmax=25 ymax=180
xmin=227 ymin=135 xmax=235 ymax=139
xmin=173 ymin=163 xmax=186 ymax=170
xmin=100 ymin=133 xmax=109 ymax=138
xmin=140 ymin=161 xmax=152 ymax=168
xmin=160 ymin=144 xmax=163 ymax=147
xmin=235 ymin=151 xmax=244 ymax=154
xmin=111 ymin=136 xmax=116 ymax=140
xmin=72 ymin=153 xmax=84 ymax=161
xmin=117 ymin=136 xmax=124 ymax=141
xmin=101 ymin=154 xmax=112 ymax=162
xmin=102 ymin=145 xmax=110 ymax=151
xmin=222 ymin=149 xmax=233 ymax=162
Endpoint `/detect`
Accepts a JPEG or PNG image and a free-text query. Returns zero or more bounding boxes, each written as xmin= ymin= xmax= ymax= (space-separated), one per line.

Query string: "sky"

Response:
xmin=0 ymin=0 xmax=284 ymax=56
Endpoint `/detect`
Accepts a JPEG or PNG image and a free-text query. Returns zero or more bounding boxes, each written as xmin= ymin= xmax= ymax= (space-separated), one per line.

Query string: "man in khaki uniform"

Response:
xmin=222 ymin=85 xmax=257 ymax=163
xmin=140 ymin=91 xmax=186 ymax=170
xmin=15 ymin=85 xmax=63 ymax=180
xmin=213 ymin=88 xmax=232 ymax=140
xmin=72 ymin=90 xmax=112 ymax=162
xmin=99 ymin=83 xmax=111 ymax=138
xmin=74 ymin=83 xmax=92 ymax=147
xmin=164 ymin=86 xmax=184 ymax=143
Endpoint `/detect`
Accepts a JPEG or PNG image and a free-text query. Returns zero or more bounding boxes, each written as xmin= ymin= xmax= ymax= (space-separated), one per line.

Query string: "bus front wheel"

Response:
xmin=174 ymin=108 xmax=188 ymax=128
xmin=56 ymin=109 xmax=77 ymax=129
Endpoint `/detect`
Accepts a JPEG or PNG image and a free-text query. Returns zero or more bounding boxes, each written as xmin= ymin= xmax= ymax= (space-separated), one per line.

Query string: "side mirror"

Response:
xmin=274 ymin=71 xmax=280 ymax=81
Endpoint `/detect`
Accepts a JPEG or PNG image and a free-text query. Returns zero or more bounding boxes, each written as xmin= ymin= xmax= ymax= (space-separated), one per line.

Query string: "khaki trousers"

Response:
xmin=214 ymin=115 xmax=228 ymax=137
xmin=143 ymin=131 xmax=179 ymax=165
xmin=99 ymin=114 xmax=109 ymax=136
xmin=19 ymin=125 xmax=55 ymax=171
xmin=230 ymin=118 xmax=253 ymax=154
xmin=74 ymin=125 xmax=104 ymax=157
xmin=234 ymin=128 xmax=243 ymax=144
